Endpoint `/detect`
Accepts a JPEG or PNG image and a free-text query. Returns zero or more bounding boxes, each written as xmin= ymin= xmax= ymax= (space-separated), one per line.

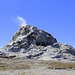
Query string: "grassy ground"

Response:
xmin=48 ymin=62 xmax=75 ymax=69
xmin=0 ymin=58 xmax=75 ymax=71
xmin=0 ymin=58 xmax=75 ymax=75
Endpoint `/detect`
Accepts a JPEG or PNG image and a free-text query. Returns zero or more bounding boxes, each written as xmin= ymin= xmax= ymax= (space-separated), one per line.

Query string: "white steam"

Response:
xmin=17 ymin=16 xmax=27 ymax=26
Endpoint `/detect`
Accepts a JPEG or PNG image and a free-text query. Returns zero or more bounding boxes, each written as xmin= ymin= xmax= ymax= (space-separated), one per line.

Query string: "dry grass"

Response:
xmin=12 ymin=64 xmax=30 ymax=70
xmin=0 ymin=63 xmax=30 ymax=71
xmin=0 ymin=58 xmax=75 ymax=71
xmin=48 ymin=62 xmax=75 ymax=69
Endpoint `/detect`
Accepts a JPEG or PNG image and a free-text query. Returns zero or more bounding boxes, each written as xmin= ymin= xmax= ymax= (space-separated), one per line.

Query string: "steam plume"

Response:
xmin=17 ymin=16 xmax=27 ymax=26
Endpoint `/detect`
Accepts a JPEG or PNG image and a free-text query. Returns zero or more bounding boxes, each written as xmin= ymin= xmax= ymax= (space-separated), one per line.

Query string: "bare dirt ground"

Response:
xmin=0 ymin=58 xmax=75 ymax=75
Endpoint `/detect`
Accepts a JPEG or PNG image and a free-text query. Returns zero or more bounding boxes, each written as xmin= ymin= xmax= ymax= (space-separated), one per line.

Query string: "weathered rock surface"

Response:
xmin=0 ymin=25 xmax=75 ymax=62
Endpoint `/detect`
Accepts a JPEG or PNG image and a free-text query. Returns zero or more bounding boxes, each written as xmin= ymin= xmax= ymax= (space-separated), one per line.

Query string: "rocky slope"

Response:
xmin=0 ymin=25 xmax=75 ymax=61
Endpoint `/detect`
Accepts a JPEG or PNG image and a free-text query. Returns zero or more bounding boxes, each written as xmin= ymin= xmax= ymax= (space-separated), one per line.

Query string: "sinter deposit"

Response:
xmin=0 ymin=25 xmax=75 ymax=61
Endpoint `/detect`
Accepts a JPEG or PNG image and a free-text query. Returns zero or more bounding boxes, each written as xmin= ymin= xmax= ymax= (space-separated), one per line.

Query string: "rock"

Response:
xmin=0 ymin=25 xmax=75 ymax=62
xmin=3 ymin=25 xmax=57 ymax=52
xmin=39 ymin=43 xmax=75 ymax=61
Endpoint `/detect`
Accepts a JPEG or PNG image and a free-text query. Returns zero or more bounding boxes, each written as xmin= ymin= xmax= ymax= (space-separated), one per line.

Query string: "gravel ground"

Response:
xmin=0 ymin=69 xmax=75 ymax=75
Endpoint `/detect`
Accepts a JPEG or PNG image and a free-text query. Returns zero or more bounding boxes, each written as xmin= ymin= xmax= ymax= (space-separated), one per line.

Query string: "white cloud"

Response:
xmin=16 ymin=16 xmax=27 ymax=26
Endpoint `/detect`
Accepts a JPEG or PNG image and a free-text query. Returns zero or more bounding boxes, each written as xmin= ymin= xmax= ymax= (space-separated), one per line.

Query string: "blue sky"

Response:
xmin=0 ymin=0 xmax=75 ymax=48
